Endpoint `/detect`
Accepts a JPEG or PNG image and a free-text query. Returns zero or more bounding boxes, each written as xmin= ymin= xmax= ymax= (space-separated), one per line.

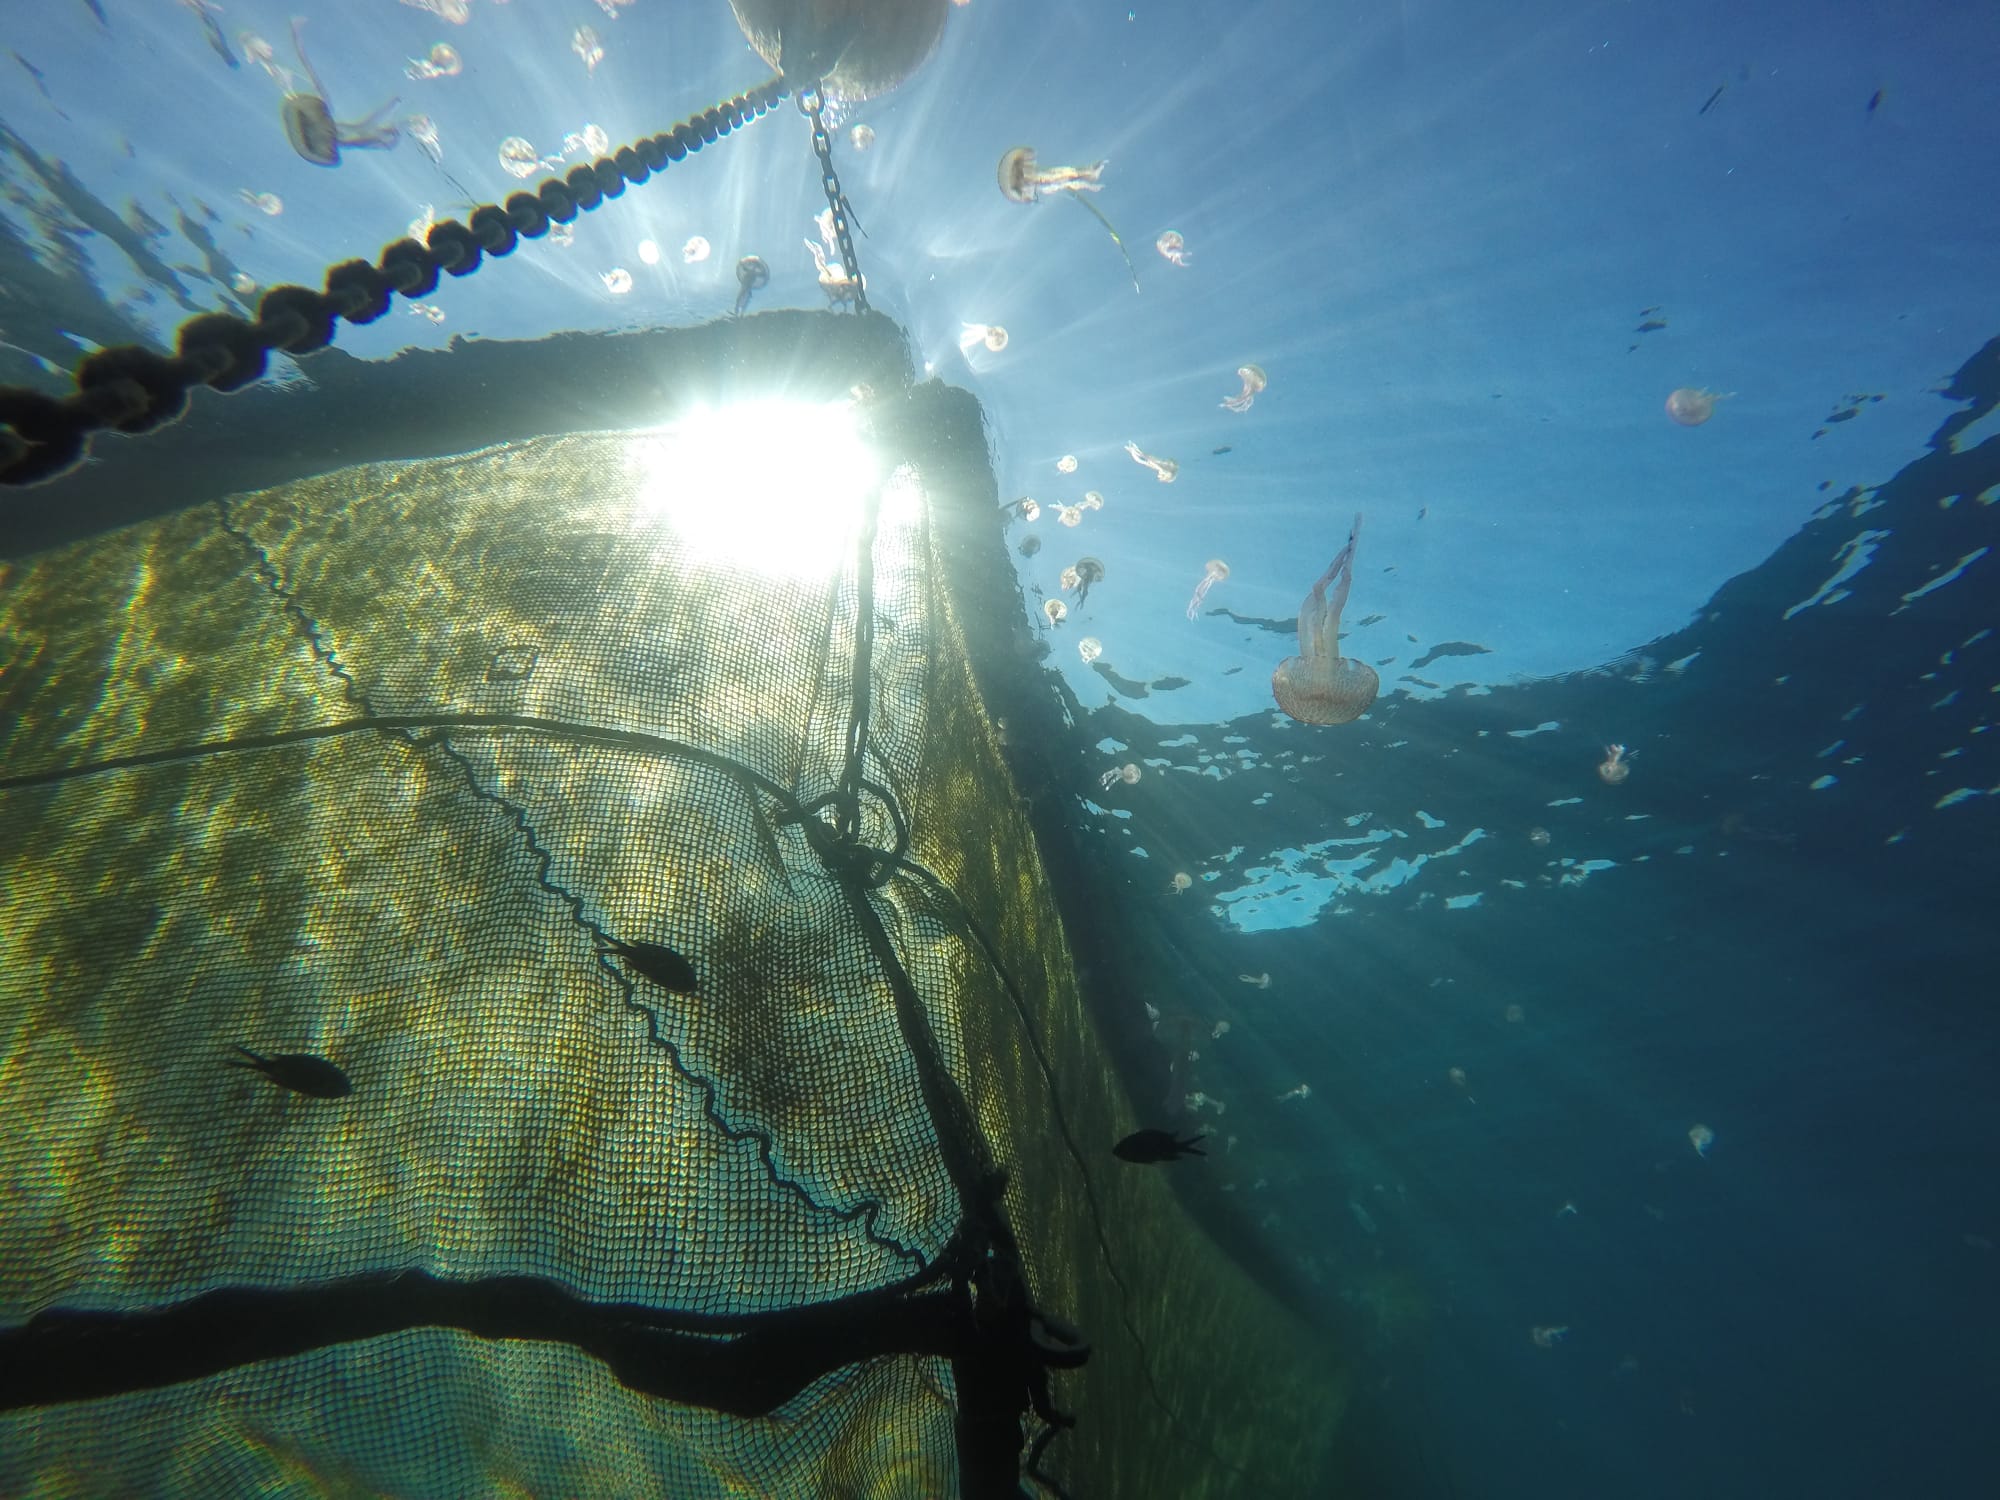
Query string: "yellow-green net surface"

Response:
xmin=0 ymin=346 xmax=1341 ymax=1498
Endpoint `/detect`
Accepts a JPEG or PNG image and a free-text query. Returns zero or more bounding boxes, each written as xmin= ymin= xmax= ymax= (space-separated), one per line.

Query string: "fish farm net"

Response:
xmin=0 ymin=316 xmax=1340 ymax=1497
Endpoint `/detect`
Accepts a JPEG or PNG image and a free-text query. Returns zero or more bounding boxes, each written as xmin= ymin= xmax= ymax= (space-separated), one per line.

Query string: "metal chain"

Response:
xmin=798 ymin=83 xmax=869 ymax=313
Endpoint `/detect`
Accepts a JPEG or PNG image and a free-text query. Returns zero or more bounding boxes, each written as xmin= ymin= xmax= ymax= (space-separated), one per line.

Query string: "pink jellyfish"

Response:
xmin=1124 ymin=440 xmax=1178 ymax=483
xmin=997 ymin=146 xmax=1107 ymax=203
xmin=1186 ymin=559 xmax=1229 ymax=620
xmin=1221 ymin=364 xmax=1268 ymax=413
xmin=1665 ymin=387 xmax=1732 ymax=426
xmin=1272 ymin=515 xmax=1379 ymax=725
xmin=1156 ymin=230 xmax=1190 ymax=266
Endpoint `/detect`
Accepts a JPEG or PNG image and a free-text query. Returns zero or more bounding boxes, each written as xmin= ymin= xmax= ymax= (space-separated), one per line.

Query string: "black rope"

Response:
xmin=0 ymin=76 xmax=790 ymax=489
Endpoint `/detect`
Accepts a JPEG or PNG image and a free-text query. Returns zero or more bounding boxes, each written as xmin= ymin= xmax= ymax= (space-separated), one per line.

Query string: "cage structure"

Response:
xmin=0 ymin=314 xmax=1343 ymax=1498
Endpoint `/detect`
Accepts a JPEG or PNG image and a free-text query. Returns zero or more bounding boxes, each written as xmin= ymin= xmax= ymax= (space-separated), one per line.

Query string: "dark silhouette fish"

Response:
xmin=225 ymin=1045 xmax=352 ymax=1098
xmin=603 ymin=937 xmax=699 ymax=993
xmin=1113 ymin=1128 xmax=1206 ymax=1164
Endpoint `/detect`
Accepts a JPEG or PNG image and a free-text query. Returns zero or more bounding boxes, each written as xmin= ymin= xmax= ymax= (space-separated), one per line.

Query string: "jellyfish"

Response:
xmin=1598 ymin=744 xmax=1630 ymax=784
xmin=1186 ymin=559 xmax=1228 ymax=620
xmin=572 ymin=26 xmax=604 ymax=73
xmin=497 ymin=137 xmax=548 ymax=179
xmin=1156 ymin=230 xmax=1190 ymax=266
xmin=409 ymin=302 xmax=446 ymax=324
xmin=1080 ymin=491 xmax=1103 ymax=511
xmin=997 ymin=146 xmax=1106 ymax=203
xmin=1171 ymin=872 xmax=1193 ymax=895
xmin=682 ymin=236 xmax=711 ymax=264
xmin=1665 ymin=387 xmax=1732 ymax=426
xmin=1504 ymin=1003 xmax=1526 ymax=1024
xmin=960 ymin=323 xmax=1009 ymax=354
xmin=549 ymin=222 xmax=575 ymax=248
xmin=400 ymin=0 xmax=470 ymax=19
xmin=733 ymin=256 xmax=769 ymax=316
xmin=237 ymin=189 xmax=283 ymax=217
xmin=1012 ymin=497 xmax=1041 ymax=523
xmin=1239 ymin=973 xmax=1271 ymax=989
xmin=405 ymin=44 xmax=462 ymax=81
xmin=1688 ymin=1123 xmax=1715 ymax=1157
xmin=280 ymin=20 xmax=401 ymax=166
xmin=1078 ymin=636 xmax=1103 ymax=663
xmin=1272 ymin=514 xmax=1380 ymax=725
xmin=1018 ymin=535 xmax=1042 ymax=558
xmin=1099 ymin=762 xmax=1139 ymax=789
xmin=1043 ymin=598 xmax=1067 ymax=628
xmin=638 ymin=239 xmax=660 ymax=266
xmin=850 ymin=123 xmax=876 ymax=151
xmin=804 ymin=237 xmax=863 ymax=307
xmin=602 ymin=268 xmax=633 ymax=295
xmin=1056 ymin=454 xmax=1078 ymax=474
xmin=1527 ymin=826 xmax=1551 ymax=846
xmin=1065 ymin=557 xmax=1105 ymax=605
xmin=1054 ymin=504 xmax=1083 ymax=527
xmin=1221 ymin=364 xmax=1268 ymax=414
xmin=404 ymin=115 xmax=442 ymax=164
xmin=237 ymin=31 xmax=284 ymax=84
xmin=1124 ymin=441 xmax=1178 ymax=483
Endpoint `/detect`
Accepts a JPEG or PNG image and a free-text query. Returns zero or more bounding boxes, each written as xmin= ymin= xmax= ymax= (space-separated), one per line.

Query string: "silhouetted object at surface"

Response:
xmin=729 ymin=0 xmax=949 ymax=103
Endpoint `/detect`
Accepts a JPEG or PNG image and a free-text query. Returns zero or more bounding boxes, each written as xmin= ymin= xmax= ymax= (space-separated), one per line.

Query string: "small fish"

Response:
xmin=225 ymin=1044 xmax=352 ymax=1098
xmin=603 ymin=936 xmax=699 ymax=992
xmin=1866 ymin=88 xmax=1883 ymax=115
xmin=1698 ymin=84 xmax=1725 ymax=116
xmin=1211 ymin=445 xmax=1232 ymax=456
xmin=1113 ymin=1128 xmax=1206 ymax=1164
xmin=181 ymin=0 xmax=240 ymax=69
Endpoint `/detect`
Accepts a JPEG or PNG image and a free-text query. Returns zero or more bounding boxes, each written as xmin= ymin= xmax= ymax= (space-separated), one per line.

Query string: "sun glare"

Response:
xmin=627 ymin=399 xmax=882 ymax=581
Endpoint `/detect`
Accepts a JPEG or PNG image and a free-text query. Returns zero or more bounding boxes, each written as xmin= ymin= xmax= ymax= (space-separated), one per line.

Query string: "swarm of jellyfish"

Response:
xmin=960 ymin=323 xmax=1008 ymax=354
xmin=1125 ymin=441 xmax=1178 ymax=483
xmin=1043 ymin=598 xmax=1067 ymax=628
xmin=573 ymin=26 xmax=603 ymax=73
xmin=405 ymin=44 xmax=461 ymax=81
xmin=683 ymin=236 xmax=711 ymax=264
xmin=1221 ymin=364 xmax=1268 ymax=413
xmin=850 ymin=123 xmax=875 ymax=151
xmin=1186 ymin=559 xmax=1228 ymax=620
xmin=733 ymin=256 xmax=769 ymax=316
xmin=1665 ymin=387 xmax=1731 ymax=426
xmin=997 ymin=146 xmax=1106 ymax=203
xmin=1056 ymin=454 xmax=1078 ymax=474
xmin=1078 ymin=637 xmax=1103 ymax=664
xmin=1272 ymin=515 xmax=1379 ymax=725
xmin=1156 ymin=230 xmax=1190 ymax=266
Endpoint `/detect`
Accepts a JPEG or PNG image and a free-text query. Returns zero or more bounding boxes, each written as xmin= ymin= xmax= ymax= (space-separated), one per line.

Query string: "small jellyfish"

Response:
xmin=1598 ymin=744 xmax=1630 ymax=784
xmin=682 ymin=236 xmax=711 ymax=264
xmin=1277 ymin=1083 xmax=1311 ymax=1103
xmin=1156 ymin=230 xmax=1190 ymax=266
xmin=1186 ymin=559 xmax=1229 ymax=620
xmin=238 ymin=189 xmax=283 ymax=216
xmin=409 ymin=302 xmax=446 ymax=323
xmin=1531 ymin=1326 xmax=1570 ymax=1349
xmin=231 ymin=272 xmax=257 ymax=295
xmin=1043 ymin=598 xmax=1067 ymax=628
xmin=1448 ymin=1066 xmax=1468 ymax=1090
xmin=280 ymin=19 xmax=400 ymax=166
xmin=1665 ymin=387 xmax=1732 ymax=426
xmin=733 ymin=256 xmax=769 ymax=315
xmin=1239 ymin=973 xmax=1271 ymax=989
xmin=1124 ymin=440 xmax=1178 ymax=483
xmin=1013 ymin=497 xmax=1041 ymax=523
xmin=1273 ymin=514 xmax=1379 ymax=725
xmin=1078 ymin=636 xmax=1103 ymax=664
xmin=1018 ymin=535 xmax=1042 ymax=558
xmin=498 ymin=137 xmax=546 ymax=179
xmin=1065 ymin=557 xmax=1104 ymax=605
xmin=548 ymin=221 xmax=575 ymax=248
xmin=1080 ymin=491 xmax=1103 ymax=511
xmin=594 ymin=0 xmax=635 ymax=17
xmin=637 ymin=239 xmax=660 ymax=266
xmin=404 ymin=114 xmax=442 ymax=164
xmin=1211 ymin=1020 xmax=1230 ymax=1039
xmin=570 ymin=124 xmax=611 ymax=159
xmin=238 ymin=31 xmax=283 ymax=83
xmin=850 ymin=123 xmax=875 ymax=151
xmin=1171 ymin=872 xmax=1193 ymax=895
xmin=405 ymin=44 xmax=462 ymax=81
xmin=1528 ymin=826 xmax=1551 ymax=846
xmin=572 ymin=26 xmax=604 ymax=74
xmin=1689 ymin=1123 xmax=1715 ymax=1157
xmin=1120 ymin=763 xmax=1141 ymax=784
xmin=1503 ymin=1003 xmax=1526 ymax=1024
xmin=1059 ymin=565 xmax=1080 ymax=592
xmin=1221 ymin=364 xmax=1268 ymax=413
xmin=997 ymin=146 xmax=1107 ymax=203
xmin=960 ymin=322 xmax=1009 ymax=354
xmin=408 ymin=203 xmax=436 ymax=242
xmin=1056 ymin=454 xmax=1078 ymax=474
xmin=1054 ymin=504 xmax=1083 ymax=528
xmin=602 ymin=268 xmax=633 ymax=295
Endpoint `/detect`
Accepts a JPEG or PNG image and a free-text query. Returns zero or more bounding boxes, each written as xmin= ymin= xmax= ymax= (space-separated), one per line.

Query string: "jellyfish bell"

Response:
xmin=737 ymin=257 xmax=769 ymax=287
xmin=1272 ymin=654 xmax=1379 ymax=725
xmin=1205 ymin=559 xmax=1229 ymax=582
xmin=283 ymin=94 xmax=341 ymax=165
xmin=1057 ymin=454 xmax=1078 ymax=474
xmin=850 ymin=123 xmax=876 ymax=151
xmin=984 ymin=325 xmax=1009 ymax=352
xmin=682 ymin=236 xmax=711 ymax=263
xmin=1171 ymin=872 xmax=1193 ymax=894
xmin=1665 ymin=387 xmax=1729 ymax=426
xmin=1043 ymin=597 xmax=1067 ymax=626
xmin=1119 ymin=763 xmax=1141 ymax=784
xmin=1081 ymin=491 xmax=1103 ymax=511
xmin=1059 ymin=565 xmax=1081 ymax=592
xmin=1078 ymin=636 xmax=1102 ymax=663
xmin=998 ymin=145 xmax=1040 ymax=204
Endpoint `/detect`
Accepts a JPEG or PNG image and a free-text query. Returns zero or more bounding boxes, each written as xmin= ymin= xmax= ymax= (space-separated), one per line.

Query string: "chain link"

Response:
xmin=798 ymin=84 xmax=869 ymax=313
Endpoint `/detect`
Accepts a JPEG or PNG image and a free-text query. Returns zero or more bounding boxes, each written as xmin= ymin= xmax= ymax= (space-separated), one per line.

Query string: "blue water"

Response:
xmin=4 ymin=1 xmax=1998 ymax=1495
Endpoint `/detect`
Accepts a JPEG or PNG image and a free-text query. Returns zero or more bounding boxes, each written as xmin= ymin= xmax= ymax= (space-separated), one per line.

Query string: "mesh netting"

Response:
xmin=0 ymin=355 xmax=1342 ymax=1497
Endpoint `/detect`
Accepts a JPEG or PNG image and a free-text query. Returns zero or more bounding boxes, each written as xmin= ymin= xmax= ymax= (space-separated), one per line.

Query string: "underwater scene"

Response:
xmin=2 ymin=1 xmax=1998 ymax=1497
